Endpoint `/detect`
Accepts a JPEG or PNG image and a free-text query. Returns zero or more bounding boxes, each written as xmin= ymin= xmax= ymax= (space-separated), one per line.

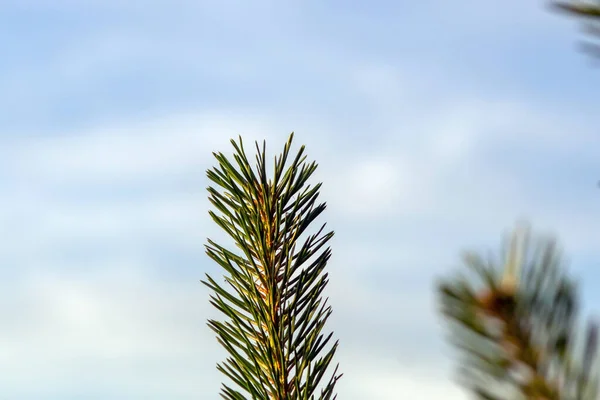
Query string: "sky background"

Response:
xmin=1 ymin=0 xmax=600 ymax=399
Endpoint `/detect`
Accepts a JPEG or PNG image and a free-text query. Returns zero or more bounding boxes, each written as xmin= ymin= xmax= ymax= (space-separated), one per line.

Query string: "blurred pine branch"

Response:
xmin=437 ymin=223 xmax=600 ymax=399
xmin=550 ymin=1 xmax=600 ymax=58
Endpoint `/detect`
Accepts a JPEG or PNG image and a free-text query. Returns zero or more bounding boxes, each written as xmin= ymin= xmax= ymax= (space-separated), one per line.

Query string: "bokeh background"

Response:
xmin=1 ymin=1 xmax=599 ymax=398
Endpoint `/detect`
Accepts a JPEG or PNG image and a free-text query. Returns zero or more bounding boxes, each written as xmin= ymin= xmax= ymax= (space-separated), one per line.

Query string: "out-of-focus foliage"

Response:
xmin=550 ymin=0 xmax=600 ymax=58
xmin=437 ymin=224 xmax=599 ymax=399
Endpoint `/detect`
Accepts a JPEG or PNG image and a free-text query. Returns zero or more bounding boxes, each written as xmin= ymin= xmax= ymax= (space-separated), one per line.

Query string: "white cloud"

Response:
xmin=0 ymin=266 xmax=221 ymax=397
xmin=5 ymin=111 xmax=288 ymax=184
xmin=342 ymin=357 xmax=466 ymax=400
xmin=332 ymin=156 xmax=418 ymax=218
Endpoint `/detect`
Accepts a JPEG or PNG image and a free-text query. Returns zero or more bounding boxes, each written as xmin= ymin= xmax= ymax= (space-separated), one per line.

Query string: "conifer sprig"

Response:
xmin=551 ymin=0 xmax=600 ymax=58
xmin=203 ymin=133 xmax=342 ymax=400
xmin=437 ymin=225 xmax=599 ymax=400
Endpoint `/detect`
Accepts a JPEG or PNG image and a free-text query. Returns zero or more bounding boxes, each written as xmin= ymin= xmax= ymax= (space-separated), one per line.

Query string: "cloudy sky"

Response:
xmin=1 ymin=0 xmax=600 ymax=399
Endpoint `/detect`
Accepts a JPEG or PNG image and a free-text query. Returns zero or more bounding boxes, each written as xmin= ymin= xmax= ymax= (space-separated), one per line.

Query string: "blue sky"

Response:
xmin=1 ymin=1 xmax=600 ymax=399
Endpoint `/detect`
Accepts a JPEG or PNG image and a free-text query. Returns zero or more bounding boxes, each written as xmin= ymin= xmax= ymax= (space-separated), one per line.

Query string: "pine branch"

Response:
xmin=552 ymin=1 xmax=600 ymax=18
xmin=437 ymin=224 xmax=600 ymax=400
xmin=203 ymin=133 xmax=342 ymax=400
xmin=550 ymin=1 xmax=600 ymax=59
